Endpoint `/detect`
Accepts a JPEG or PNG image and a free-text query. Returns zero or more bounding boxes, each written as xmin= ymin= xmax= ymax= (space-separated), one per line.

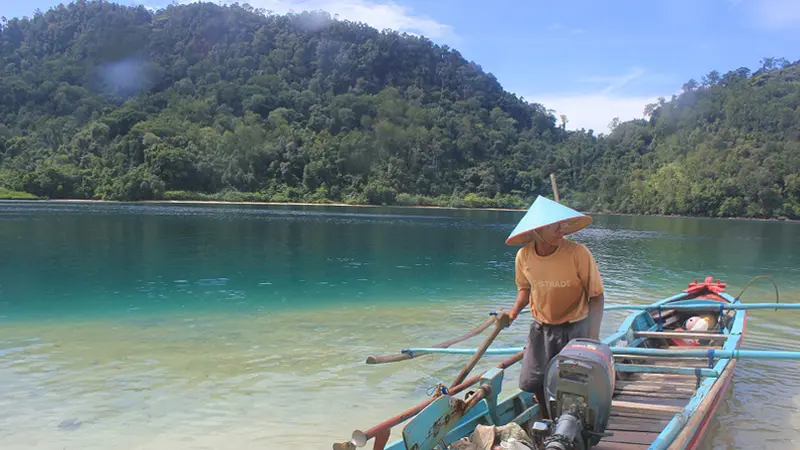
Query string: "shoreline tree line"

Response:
xmin=1 ymin=1 xmax=798 ymax=219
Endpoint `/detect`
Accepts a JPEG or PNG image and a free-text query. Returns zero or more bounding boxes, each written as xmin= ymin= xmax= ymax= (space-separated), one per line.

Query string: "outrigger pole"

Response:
xmin=603 ymin=301 xmax=800 ymax=311
xmin=396 ymin=346 xmax=800 ymax=360
xmin=364 ymin=300 xmax=800 ymax=364
xmin=365 ymin=315 xmax=497 ymax=364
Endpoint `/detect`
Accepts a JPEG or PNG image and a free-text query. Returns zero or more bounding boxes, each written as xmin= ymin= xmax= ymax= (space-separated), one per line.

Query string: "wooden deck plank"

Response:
xmin=601 ymin=430 xmax=660 ymax=445
xmin=611 ymin=410 xmax=676 ymax=421
xmin=609 ymin=415 xmax=672 ymax=425
xmin=608 ymin=417 xmax=670 ymax=433
xmin=614 ymin=380 xmax=696 ymax=391
xmin=614 ymin=382 xmax=696 ymax=394
xmin=613 ymin=394 xmax=689 ymax=408
xmin=614 ymin=389 xmax=693 ymax=400
xmin=620 ymin=377 xmax=698 ymax=388
xmin=624 ymin=372 xmax=699 ymax=383
xmin=607 ymin=424 xmax=665 ymax=434
xmin=594 ymin=441 xmax=649 ymax=449
xmin=615 ymin=380 xmax=697 ymax=390
xmin=612 ymin=400 xmax=683 ymax=414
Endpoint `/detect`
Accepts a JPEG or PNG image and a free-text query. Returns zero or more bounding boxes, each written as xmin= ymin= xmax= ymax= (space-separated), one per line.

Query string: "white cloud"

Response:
xmin=167 ymin=0 xmax=456 ymax=40
xmin=524 ymin=67 xmax=671 ymax=134
xmin=734 ymin=0 xmax=800 ymax=30
xmin=755 ymin=0 xmax=800 ymax=29
xmin=530 ymin=93 xmax=659 ymax=134
xmin=578 ymin=66 xmax=646 ymax=93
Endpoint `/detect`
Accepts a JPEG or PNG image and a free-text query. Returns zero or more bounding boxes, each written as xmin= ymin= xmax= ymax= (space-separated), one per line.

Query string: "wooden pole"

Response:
xmin=448 ymin=312 xmax=511 ymax=390
xmin=550 ymin=173 xmax=560 ymax=202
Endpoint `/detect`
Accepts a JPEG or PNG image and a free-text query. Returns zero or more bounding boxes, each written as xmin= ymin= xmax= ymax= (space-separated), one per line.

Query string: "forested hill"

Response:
xmin=0 ymin=1 xmax=798 ymax=219
xmin=596 ymin=59 xmax=800 ymax=220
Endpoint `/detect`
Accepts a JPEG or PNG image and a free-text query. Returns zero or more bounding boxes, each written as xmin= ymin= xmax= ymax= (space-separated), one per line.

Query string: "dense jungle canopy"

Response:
xmin=1 ymin=1 xmax=798 ymax=218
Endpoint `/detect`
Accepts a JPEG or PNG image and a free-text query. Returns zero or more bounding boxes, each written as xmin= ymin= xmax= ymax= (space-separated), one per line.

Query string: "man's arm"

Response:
xmin=509 ymin=288 xmax=530 ymax=323
xmin=587 ymin=292 xmax=604 ymax=340
xmin=510 ymin=247 xmax=530 ymax=324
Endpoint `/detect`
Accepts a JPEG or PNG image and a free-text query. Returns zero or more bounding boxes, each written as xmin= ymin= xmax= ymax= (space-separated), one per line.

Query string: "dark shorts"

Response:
xmin=519 ymin=317 xmax=590 ymax=393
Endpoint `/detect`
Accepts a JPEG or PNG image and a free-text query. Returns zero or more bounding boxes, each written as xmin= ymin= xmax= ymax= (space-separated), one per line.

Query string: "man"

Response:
xmin=504 ymin=195 xmax=605 ymax=419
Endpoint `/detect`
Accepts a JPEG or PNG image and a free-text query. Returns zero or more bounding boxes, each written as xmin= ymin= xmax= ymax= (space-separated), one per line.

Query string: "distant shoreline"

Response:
xmin=4 ymin=197 xmax=797 ymax=222
xmin=36 ymin=198 xmax=528 ymax=212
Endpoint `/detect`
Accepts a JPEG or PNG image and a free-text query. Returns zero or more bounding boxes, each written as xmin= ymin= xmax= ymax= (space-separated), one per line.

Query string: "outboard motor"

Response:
xmin=528 ymin=338 xmax=615 ymax=450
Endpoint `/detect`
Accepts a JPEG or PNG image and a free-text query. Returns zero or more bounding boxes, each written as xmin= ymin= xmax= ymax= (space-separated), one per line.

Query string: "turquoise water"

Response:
xmin=0 ymin=201 xmax=799 ymax=449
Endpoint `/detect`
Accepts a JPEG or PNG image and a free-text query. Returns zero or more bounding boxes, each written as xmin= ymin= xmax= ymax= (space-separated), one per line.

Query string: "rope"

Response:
xmin=426 ymin=383 xmax=448 ymax=397
xmin=735 ymin=275 xmax=780 ymax=310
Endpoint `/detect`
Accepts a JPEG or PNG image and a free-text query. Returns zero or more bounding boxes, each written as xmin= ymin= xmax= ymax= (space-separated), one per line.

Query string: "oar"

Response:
xmin=332 ymin=350 xmax=524 ymax=450
xmin=365 ymin=315 xmax=497 ymax=364
xmin=448 ymin=311 xmax=511 ymax=390
xmin=404 ymin=347 xmax=522 ymax=356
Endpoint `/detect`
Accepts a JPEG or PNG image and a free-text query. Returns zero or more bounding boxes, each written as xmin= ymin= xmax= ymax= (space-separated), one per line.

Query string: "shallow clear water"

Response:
xmin=0 ymin=201 xmax=799 ymax=449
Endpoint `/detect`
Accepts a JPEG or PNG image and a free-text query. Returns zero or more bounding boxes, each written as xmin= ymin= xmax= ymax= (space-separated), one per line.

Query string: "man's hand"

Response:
xmin=494 ymin=308 xmax=517 ymax=325
xmin=506 ymin=288 xmax=530 ymax=326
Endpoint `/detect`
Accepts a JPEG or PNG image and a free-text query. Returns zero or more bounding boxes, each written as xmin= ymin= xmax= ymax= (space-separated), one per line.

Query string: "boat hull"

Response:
xmin=667 ymin=309 xmax=748 ymax=450
xmin=344 ymin=277 xmax=749 ymax=450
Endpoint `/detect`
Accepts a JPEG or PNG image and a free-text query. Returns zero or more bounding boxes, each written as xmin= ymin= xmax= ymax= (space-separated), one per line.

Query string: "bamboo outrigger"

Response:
xmin=333 ymin=276 xmax=800 ymax=450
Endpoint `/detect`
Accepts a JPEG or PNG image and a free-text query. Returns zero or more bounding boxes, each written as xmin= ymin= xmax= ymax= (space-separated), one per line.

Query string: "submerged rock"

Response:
xmin=58 ymin=419 xmax=82 ymax=431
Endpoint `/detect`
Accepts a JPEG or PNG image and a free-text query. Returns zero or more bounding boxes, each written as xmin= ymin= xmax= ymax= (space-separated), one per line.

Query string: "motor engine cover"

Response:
xmin=542 ymin=338 xmax=615 ymax=447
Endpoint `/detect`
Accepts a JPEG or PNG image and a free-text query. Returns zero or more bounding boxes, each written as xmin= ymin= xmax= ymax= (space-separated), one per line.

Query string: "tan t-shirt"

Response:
xmin=515 ymin=238 xmax=604 ymax=325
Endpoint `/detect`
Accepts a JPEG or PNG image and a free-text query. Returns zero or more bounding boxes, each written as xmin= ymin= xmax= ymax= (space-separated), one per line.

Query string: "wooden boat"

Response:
xmin=333 ymin=276 xmax=800 ymax=450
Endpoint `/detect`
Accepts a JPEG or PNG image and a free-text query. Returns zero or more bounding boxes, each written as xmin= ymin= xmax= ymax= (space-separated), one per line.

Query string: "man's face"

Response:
xmin=537 ymin=221 xmax=567 ymax=245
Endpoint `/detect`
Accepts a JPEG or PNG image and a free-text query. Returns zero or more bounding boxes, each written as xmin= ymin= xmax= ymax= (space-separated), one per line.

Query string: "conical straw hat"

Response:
xmin=505 ymin=195 xmax=592 ymax=245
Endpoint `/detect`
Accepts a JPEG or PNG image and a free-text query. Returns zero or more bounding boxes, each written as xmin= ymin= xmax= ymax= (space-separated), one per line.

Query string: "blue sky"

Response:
xmin=4 ymin=0 xmax=800 ymax=133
